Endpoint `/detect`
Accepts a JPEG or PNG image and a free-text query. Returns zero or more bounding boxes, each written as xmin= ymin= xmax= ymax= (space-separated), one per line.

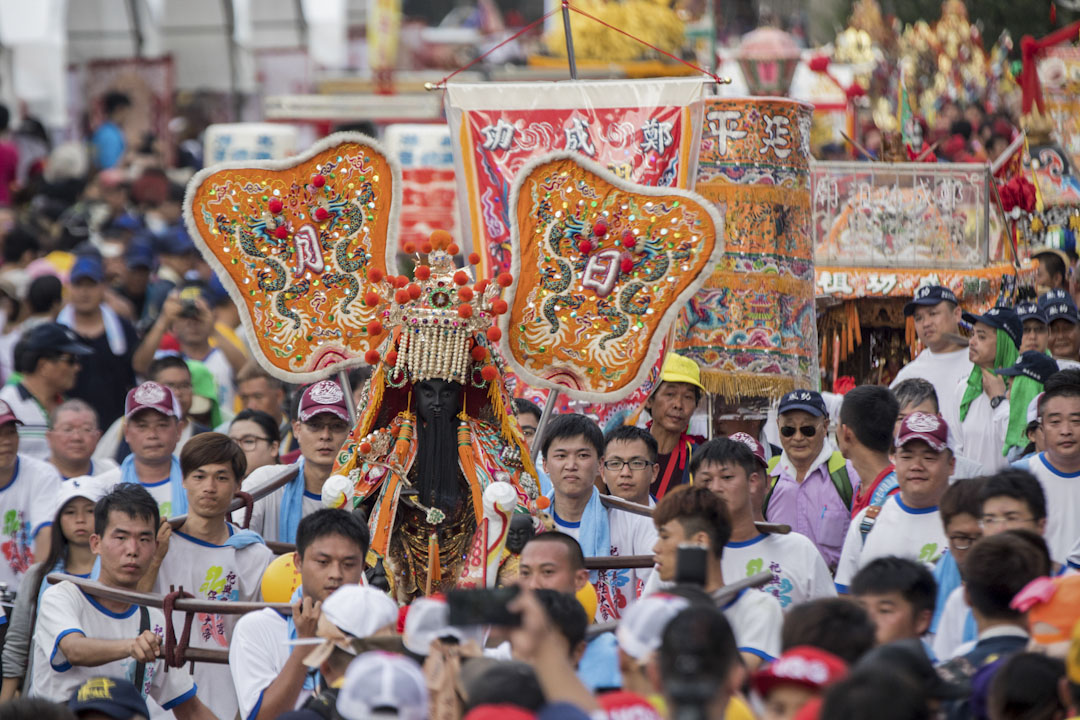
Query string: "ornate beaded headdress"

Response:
xmin=362 ymin=230 xmax=512 ymax=389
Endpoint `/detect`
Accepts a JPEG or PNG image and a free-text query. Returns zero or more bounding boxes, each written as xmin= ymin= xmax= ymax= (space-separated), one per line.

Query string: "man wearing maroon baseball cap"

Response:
xmin=834 ymin=412 xmax=953 ymax=593
xmin=96 ymin=381 xmax=186 ymax=527
xmin=0 ymin=397 xmax=63 ymax=591
xmin=242 ymin=380 xmax=351 ymax=543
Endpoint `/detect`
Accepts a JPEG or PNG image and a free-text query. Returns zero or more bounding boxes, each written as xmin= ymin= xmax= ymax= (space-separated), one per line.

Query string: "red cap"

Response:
xmin=729 ymin=432 xmax=767 ymax=468
xmin=124 ymin=382 xmax=179 ymax=420
xmin=0 ymin=400 xmax=21 ymax=427
xmin=597 ymin=691 xmax=664 ymax=720
xmin=793 ymin=697 xmax=824 ymax=720
xmin=895 ymin=411 xmax=950 ymax=452
xmin=297 ymin=380 xmax=350 ymax=423
xmin=751 ymin=646 xmax=847 ymax=697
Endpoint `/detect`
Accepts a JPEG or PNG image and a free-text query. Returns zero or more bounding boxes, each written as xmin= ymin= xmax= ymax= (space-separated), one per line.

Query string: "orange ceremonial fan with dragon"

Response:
xmin=500 ymin=152 xmax=725 ymax=402
xmin=183 ymin=132 xmax=400 ymax=382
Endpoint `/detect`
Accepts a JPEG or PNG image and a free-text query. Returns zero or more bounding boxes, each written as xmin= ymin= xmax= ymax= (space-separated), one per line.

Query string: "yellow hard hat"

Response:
xmin=657 ymin=353 xmax=705 ymax=393
xmin=577 ymin=581 xmax=598 ymax=622
xmin=261 ymin=553 xmax=302 ymax=603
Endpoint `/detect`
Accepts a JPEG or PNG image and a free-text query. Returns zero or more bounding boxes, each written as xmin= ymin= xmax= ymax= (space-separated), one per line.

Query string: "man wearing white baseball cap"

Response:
xmin=243 ymin=380 xmax=351 ymax=544
xmin=336 ymin=652 xmax=428 ymax=720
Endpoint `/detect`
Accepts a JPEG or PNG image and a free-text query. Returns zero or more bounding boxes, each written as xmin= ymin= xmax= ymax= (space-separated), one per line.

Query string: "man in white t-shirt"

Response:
xmin=96 ymin=382 xmax=184 ymax=522
xmin=694 ymin=438 xmax=835 ymax=611
xmin=145 ymin=432 xmax=273 ymax=720
xmin=29 ymin=483 xmax=215 ymax=719
xmin=651 ymin=484 xmax=782 ymax=670
xmin=890 ymin=285 xmax=973 ymax=434
xmin=229 ymin=508 xmax=368 ymax=720
xmin=540 ymin=414 xmax=610 ymax=564
xmin=45 ymin=399 xmax=117 ymax=480
xmin=242 ymin=380 xmax=351 ymax=544
xmin=595 ymin=426 xmax=659 ymax=621
xmin=835 ymin=412 xmax=952 ymax=591
xmin=1012 ymin=370 xmax=1080 ymax=561
xmin=0 ymin=398 xmax=62 ymax=591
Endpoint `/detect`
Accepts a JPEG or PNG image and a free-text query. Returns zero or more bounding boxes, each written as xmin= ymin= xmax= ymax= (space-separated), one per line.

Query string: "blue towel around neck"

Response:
xmin=119 ymin=454 xmax=186 ymax=516
xmin=277 ymin=458 xmax=307 ymax=544
xmin=544 ymin=486 xmax=610 ymax=575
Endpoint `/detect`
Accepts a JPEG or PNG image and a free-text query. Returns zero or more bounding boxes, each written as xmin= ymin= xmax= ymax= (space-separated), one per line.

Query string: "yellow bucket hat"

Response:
xmin=657 ymin=353 xmax=705 ymax=393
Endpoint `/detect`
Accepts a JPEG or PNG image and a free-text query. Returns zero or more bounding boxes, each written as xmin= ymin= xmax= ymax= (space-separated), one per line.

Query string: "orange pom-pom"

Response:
xmin=415 ymin=265 xmax=431 ymax=281
xmin=471 ymin=345 xmax=488 ymax=362
xmin=364 ymin=349 xmax=380 ymax=364
xmin=491 ymin=299 xmax=508 ymax=315
xmin=364 ymin=291 xmax=381 ymax=307
xmin=367 ymin=320 xmax=383 ymax=336
xmin=367 ymin=268 xmax=384 ymax=283
xmin=474 ymin=279 xmax=489 ymax=293
xmin=486 ymin=326 xmax=502 ymax=342
xmin=496 ymin=272 xmax=513 ymax=287
xmin=386 ymin=350 xmax=398 ymax=365
xmin=429 ymin=230 xmax=453 ymax=250
xmin=403 ymin=241 xmax=416 ymax=254
xmin=359 ymin=441 xmax=373 ymax=454
xmin=454 ymin=271 xmax=470 ymax=286
xmin=481 ymin=365 xmax=498 ymax=381
xmin=447 ymin=243 xmax=460 ymax=256
xmin=421 ymin=242 xmax=433 ymax=254
xmin=458 ymin=304 xmax=474 ymax=318
xmin=408 ymin=283 xmax=422 ymax=300
xmin=395 ymin=289 xmax=410 ymax=304
xmin=459 ymin=287 xmax=474 ymax=302
xmin=468 ymin=252 xmax=481 ymax=266
xmin=536 ymin=495 xmax=551 ymax=510
xmin=394 ymin=275 xmax=409 ymax=288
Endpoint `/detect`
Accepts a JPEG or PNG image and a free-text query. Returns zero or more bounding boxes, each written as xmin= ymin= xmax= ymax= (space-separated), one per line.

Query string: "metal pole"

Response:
xmin=561 ymin=0 xmax=578 ymax=80
xmin=530 ymin=388 xmax=561 ymax=464
xmin=338 ymin=370 xmax=357 ymax=424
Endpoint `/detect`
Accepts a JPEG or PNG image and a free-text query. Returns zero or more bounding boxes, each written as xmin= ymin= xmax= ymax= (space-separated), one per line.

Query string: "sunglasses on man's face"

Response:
xmin=780 ymin=425 xmax=817 ymax=438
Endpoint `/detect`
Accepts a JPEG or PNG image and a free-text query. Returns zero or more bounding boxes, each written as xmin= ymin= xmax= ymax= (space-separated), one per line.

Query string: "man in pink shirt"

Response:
xmin=764 ymin=390 xmax=861 ymax=571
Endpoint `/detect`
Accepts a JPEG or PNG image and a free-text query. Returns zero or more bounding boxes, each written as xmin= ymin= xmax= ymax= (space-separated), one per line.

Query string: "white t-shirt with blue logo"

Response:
xmin=722 ymin=532 xmax=837 ymax=611
xmin=834 ymin=494 xmax=947 ymax=591
xmin=1012 ymin=452 xmax=1080 ymax=563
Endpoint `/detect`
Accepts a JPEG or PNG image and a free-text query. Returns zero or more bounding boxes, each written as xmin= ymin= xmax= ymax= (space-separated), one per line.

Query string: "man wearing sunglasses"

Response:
xmin=0 ymin=322 xmax=92 ymax=460
xmin=764 ymin=390 xmax=856 ymax=571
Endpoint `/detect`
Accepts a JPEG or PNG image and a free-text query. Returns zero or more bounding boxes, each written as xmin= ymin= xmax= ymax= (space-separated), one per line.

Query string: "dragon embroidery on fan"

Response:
xmin=184 ymin=133 xmax=401 ymax=382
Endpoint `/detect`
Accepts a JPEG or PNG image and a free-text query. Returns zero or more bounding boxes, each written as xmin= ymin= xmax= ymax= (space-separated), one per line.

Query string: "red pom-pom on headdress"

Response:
xmin=496 ymin=273 xmax=513 ymax=288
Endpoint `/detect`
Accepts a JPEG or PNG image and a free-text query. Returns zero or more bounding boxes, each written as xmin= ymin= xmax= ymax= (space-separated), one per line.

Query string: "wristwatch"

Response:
xmin=990 ymin=395 xmax=1006 ymax=409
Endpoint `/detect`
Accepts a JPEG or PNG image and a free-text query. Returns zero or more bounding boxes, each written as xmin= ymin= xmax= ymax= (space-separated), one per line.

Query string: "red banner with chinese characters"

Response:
xmin=445 ymin=78 xmax=706 ymax=276
xmin=384 ymin=124 xmax=460 ymax=254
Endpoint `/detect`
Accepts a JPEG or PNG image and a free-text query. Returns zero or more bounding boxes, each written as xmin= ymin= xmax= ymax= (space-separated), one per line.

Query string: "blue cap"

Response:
xmin=1016 ymin=302 xmax=1047 ymax=324
xmin=778 ymin=390 xmax=827 ymax=417
xmin=68 ymin=676 xmax=149 ymax=720
xmin=1045 ymin=300 xmax=1079 ymax=325
xmin=157 ymin=226 xmax=196 ymax=256
xmin=125 ymin=240 xmax=154 ymax=269
xmin=962 ymin=306 xmax=1023 ymax=349
xmin=205 ymin=273 xmax=229 ymax=307
xmin=1038 ymin=289 xmax=1076 ymax=310
xmin=70 ymin=255 xmax=104 ymax=284
xmin=997 ymin=351 xmax=1060 ymax=384
xmin=107 ymin=213 xmax=143 ymax=233
xmin=903 ymin=285 xmax=959 ymax=317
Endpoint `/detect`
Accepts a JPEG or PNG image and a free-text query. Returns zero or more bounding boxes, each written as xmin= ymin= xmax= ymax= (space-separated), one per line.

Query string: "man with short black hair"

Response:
xmin=147 ymin=432 xmax=273 ymax=720
xmin=1035 ymin=249 xmax=1070 ymax=294
xmin=765 ymin=390 xmax=857 ymax=570
xmin=0 ymin=322 xmax=92 ymax=459
xmin=780 ymin=598 xmax=875 ymax=664
xmin=655 ymin=606 xmax=745 ymax=720
xmin=541 ymin=414 xmax=610 ymax=562
xmin=513 ymin=398 xmax=542 ymax=450
xmin=642 ymin=353 xmax=706 ymax=500
xmin=29 ymin=484 xmax=215 ymax=718
xmin=694 ymin=438 xmax=834 ymax=610
xmin=595 ymin=425 xmax=658 ymax=620
xmin=92 ymin=91 xmax=131 ymax=169
xmin=836 ymin=385 xmax=899 ymax=516
xmin=1013 ymin=369 xmax=1080 ymax=561
xmin=834 ymin=412 xmax=952 ymax=592
xmin=890 ymin=285 xmax=973 ymax=431
xmin=650 ymin=485 xmax=782 ymax=669
xmin=230 ymin=508 xmax=368 ymax=719
xmin=849 ymin=557 xmax=937 ymax=646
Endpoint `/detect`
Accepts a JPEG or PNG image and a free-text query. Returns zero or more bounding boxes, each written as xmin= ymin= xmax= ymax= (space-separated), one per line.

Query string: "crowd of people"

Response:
xmin=0 ymin=93 xmax=1074 ymax=720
